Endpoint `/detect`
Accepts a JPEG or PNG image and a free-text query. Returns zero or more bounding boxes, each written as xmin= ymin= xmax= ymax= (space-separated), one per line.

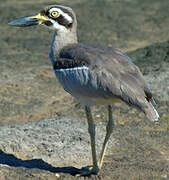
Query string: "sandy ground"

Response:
xmin=0 ymin=0 xmax=169 ymax=179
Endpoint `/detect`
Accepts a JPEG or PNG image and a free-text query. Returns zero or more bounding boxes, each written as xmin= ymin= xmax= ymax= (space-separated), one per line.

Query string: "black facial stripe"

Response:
xmin=44 ymin=21 xmax=53 ymax=26
xmin=56 ymin=7 xmax=74 ymax=22
xmin=57 ymin=15 xmax=72 ymax=28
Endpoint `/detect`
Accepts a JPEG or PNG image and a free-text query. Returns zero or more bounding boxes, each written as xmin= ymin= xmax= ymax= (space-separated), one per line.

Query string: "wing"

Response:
xmin=53 ymin=43 xmax=153 ymax=110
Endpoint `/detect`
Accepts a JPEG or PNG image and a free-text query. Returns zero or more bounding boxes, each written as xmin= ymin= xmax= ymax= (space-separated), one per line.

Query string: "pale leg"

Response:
xmin=98 ymin=105 xmax=114 ymax=168
xmin=76 ymin=106 xmax=99 ymax=176
xmin=85 ymin=105 xmax=99 ymax=173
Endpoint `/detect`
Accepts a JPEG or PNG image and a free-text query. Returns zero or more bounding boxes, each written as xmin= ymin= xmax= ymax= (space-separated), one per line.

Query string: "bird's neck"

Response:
xmin=50 ymin=30 xmax=78 ymax=66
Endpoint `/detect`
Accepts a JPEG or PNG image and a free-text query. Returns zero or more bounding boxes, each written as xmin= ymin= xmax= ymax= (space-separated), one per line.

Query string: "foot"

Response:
xmin=76 ymin=166 xmax=99 ymax=177
xmin=55 ymin=173 xmax=60 ymax=178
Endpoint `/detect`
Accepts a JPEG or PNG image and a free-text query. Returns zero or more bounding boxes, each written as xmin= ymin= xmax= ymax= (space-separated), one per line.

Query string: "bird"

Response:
xmin=9 ymin=5 xmax=159 ymax=176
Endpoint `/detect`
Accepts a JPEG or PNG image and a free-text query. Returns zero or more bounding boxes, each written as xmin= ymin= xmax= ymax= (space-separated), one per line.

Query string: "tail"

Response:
xmin=144 ymin=101 xmax=159 ymax=122
xmin=143 ymin=86 xmax=159 ymax=121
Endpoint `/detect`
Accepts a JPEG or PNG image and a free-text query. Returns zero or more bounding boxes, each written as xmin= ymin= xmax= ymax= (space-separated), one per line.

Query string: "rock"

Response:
xmin=0 ymin=118 xmax=117 ymax=179
xmin=0 ymin=118 xmax=116 ymax=168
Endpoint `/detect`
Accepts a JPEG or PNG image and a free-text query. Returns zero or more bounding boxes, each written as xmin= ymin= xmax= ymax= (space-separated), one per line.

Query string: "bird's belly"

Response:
xmin=55 ymin=67 xmax=120 ymax=105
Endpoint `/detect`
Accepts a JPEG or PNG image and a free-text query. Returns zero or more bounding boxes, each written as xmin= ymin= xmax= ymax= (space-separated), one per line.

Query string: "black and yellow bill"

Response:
xmin=8 ymin=13 xmax=49 ymax=27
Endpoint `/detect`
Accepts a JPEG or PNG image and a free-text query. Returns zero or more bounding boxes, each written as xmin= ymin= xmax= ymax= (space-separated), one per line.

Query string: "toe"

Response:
xmin=75 ymin=166 xmax=99 ymax=177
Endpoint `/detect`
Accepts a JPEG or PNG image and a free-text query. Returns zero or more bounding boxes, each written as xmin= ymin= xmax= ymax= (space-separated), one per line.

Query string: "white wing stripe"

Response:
xmin=55 ymin=66 xmax=89 ymax=72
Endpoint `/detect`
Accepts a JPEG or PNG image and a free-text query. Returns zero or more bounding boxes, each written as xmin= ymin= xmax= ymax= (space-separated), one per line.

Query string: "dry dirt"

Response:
xmin=0 ymin=0 xmax=169 ymax=179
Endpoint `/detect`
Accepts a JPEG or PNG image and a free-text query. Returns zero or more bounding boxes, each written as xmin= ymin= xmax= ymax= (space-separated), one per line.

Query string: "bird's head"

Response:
xmin=9 ymin=5 xmax=77 ymax=34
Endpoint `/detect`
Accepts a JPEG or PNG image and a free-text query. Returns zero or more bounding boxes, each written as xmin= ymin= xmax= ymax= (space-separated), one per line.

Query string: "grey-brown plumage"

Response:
xmin=9 ymin=4 xmax=159 ymax=176
xmin=53 ymin=43 xmax=158 ymax=121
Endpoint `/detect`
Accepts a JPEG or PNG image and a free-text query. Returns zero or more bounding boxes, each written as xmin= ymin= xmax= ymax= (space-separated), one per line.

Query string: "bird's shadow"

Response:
xmin=0 ymin=149 xmax=81 ymax=176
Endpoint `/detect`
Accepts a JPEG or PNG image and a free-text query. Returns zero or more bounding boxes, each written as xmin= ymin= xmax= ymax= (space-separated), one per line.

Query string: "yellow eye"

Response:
xmin=50 ymin=11 xmax=60 ymax=18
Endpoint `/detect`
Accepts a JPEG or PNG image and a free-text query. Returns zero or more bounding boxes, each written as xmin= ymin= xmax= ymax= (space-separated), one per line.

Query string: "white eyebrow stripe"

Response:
xmin=49 ymin=8 xmax=73 ymax=23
